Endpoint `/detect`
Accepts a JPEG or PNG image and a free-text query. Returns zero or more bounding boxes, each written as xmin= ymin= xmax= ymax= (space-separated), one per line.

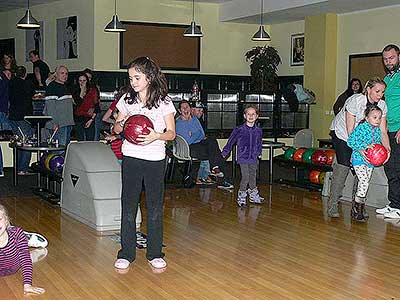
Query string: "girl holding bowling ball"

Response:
xmin=328 ymin=77 xmax=390 ymax=219
xmin=113 ymin=57 xmax=176 ymax=271
xmin=347 ymin=105 xmax=383 ymax=222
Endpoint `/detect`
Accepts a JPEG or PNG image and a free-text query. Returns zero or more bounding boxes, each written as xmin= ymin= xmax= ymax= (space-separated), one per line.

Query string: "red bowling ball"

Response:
xmin=123 ymin=114 xmax=154 ymax=145
xmin=311 ymin=150 xmax=328 ymax=165
xmin=366 ymin=144 xmax=388 ymax=166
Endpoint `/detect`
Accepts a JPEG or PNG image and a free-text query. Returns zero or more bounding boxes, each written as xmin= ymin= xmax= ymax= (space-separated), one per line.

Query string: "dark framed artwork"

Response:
xmin=348 ymin=52 xmax=386 ymax=85
xmin=0 ymin=38 xmax=15 ymax=58
xmin=120 ymin=22 xmax=200 ymax=71
xmin=26 ymin=21 xmax=44 ymax=61
xmin=57 ymin=16 xmax=78 ymax=59
xmin=290 ymin=33 xmax=304 ymax=66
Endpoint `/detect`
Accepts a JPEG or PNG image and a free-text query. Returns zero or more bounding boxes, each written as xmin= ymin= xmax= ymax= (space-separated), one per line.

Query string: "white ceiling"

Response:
xmin=2 ymin=0 xmax=400 ymax=24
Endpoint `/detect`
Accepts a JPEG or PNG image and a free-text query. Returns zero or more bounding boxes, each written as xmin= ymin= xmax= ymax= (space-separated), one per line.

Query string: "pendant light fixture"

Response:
xmin=16 ymin=0 xmax=40 ymax=29
xmin=104 ymin=0 xmax=126 ymax=33
xmin=252 ymin=0 xmax=270 ymax=41
xmin=183 ymin=0 xmax=203 ymax=37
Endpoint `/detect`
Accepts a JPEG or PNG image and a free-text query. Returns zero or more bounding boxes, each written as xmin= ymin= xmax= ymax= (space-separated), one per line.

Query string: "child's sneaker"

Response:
xmin=25 ymin=232 xmax=48 ymax=248
xmin=248 ymin=187 xmax=264 ymax=204
xmin=237 ymin=190 xmax=247 ymax=207
xmin=148 ymin=258 xmax=167 ymax=269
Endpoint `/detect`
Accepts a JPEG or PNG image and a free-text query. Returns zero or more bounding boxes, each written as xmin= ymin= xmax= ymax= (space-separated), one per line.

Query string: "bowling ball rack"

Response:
xmin=274 ymin=154 xmax=333 ymax=191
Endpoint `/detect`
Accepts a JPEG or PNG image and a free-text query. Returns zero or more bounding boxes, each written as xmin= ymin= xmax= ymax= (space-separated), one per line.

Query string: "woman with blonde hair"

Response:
xmin=327 ymin=77 xmax=391 ymax=218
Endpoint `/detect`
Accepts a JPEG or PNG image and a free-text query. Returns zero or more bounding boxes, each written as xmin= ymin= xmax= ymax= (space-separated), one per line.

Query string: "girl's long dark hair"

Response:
xmin=346 ymin=78 xmax=362 ymax=96
xmin=124 ymin=57 xmax=169 ymax=109
xmin=78 ymin=72 xmax=90 ymax=93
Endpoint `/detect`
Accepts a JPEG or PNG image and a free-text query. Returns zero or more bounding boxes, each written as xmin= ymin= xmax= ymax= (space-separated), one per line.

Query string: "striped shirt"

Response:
xmin=0 ymin=226 xmax=33 ymax=285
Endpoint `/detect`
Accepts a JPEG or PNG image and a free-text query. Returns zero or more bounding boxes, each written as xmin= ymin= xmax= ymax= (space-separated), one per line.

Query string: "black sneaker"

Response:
xmin=217 ymin=181 xmax=234 ymax=191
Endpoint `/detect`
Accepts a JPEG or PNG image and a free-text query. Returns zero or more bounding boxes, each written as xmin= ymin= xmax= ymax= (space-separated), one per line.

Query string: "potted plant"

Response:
xmin=245 ymin=45 xmax=281 ymax=92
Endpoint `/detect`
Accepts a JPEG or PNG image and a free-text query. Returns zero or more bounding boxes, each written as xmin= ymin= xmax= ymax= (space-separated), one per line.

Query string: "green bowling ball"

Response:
xmin=302 ymin=148 xmax=316 ymax=163
xmin=284 ymin=147 xmax=296 ymax=160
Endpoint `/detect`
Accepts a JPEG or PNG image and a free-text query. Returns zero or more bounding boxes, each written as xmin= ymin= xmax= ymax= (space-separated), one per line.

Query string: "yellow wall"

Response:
xmin=270 ymin=20 xmax=305 ymax=76
xmin=0 ymin=0 xmax=303 ymax=76
xmin=0 ymin=0 xmax=94 ymax=72
xmin=336 ymin=7 xmax=400 ymax=94
xmin=93 ymin=0 xmax=268 ymax=75
xmin=304 ymin=14 xmax=337 ymax=141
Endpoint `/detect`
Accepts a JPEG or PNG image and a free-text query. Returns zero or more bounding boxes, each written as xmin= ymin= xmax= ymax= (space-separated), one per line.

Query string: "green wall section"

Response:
xmin=304 ymin=14 xmax=337 ymax=142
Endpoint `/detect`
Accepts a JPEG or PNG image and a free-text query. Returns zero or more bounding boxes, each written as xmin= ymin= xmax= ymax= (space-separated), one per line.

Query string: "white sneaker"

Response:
xmin=376 ymin=205 xmax=396 ymax=215
xmin=148 ymin=258 xmax=167 ymax=269
xmin=25 ymin=232 xmax=48 ymax=248
xmin=384 ymin=209 xmax=400 ymax=219
xmin=0 ymin=171 xmax=4 ymax=177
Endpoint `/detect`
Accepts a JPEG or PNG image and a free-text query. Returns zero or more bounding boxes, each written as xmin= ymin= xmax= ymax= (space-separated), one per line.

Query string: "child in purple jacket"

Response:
xmin=222 ymin=105 xmax=264 ymax=206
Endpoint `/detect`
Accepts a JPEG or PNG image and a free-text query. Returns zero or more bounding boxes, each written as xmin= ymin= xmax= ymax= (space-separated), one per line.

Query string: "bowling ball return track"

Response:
xmin=30 ymin=162 xmax=63 ymax=205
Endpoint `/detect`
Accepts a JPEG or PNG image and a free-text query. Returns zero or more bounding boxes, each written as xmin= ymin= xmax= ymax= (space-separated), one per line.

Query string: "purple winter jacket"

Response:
xmin=222 ymin=123 xmax=263 ymax=164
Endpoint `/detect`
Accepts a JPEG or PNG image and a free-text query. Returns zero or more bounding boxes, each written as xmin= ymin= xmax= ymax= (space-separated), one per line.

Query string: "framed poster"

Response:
xmin=57 ymin=16 xmax=78 ymax=59
xmin=291 ymin=33 xmax=304 ymax=66
xmin=26 ymin=21 xmax=44 ymax=61
xmin=120 ymin=22 xmax=200 ymax=71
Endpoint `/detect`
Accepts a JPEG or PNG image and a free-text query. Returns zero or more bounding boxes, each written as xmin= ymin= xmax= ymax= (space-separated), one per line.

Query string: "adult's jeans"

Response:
xmin=94 ymin=113 xmax=102 ymax=141
xmin=117 ymin=156 xmax=165 ymax=262
xmin=197 ymin=160 xmax=210 ymax=179
xmin=9 ymin=120 xmax=33 ymax=172
xmin=75 ymin=120 xmax=95 ymax=141
xmin=0 ymin=112 xmax=11 ymax=130
xmin=54 ymin=125 xmax=72 ymax=147
xmin=384 ymin=132 xmax=400 ymax=209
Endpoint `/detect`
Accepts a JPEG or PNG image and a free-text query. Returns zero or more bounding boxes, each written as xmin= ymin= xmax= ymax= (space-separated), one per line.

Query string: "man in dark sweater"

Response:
xmin=9 ymin=66 xmax=35 ymax=174
xmin=29 ymin=50 xmax=50 ymax=88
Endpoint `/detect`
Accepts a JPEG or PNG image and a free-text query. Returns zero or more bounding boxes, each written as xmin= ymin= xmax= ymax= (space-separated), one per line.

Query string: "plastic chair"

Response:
xmin=293 ymin=129 xmax=314 ymax=148
xmin=169 ymin=135 xmax=197 ymax=187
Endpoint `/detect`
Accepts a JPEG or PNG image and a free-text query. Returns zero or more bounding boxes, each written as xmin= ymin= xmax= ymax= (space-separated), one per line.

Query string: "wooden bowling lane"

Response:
xmin=1 ymin=185 xmax=400 ymax=299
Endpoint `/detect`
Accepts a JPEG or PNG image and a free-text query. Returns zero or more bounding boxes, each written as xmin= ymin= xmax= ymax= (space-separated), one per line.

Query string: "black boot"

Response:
xmin=351 ymin=201 xmax=367 ymax=223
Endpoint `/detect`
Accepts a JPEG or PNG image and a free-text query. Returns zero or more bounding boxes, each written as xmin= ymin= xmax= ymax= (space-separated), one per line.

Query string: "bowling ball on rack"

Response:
xmin=44 ymin=153 xmax=56 ymax=170
xmin=284 ymin=147 xmax=296 ymax=160
xmin=302 ymin=148 xmax=316 ymax=163
xmin=293 ymin=148 xmax=306 ymax=162
xmin=311 ymin=150 xmax=328 ymax=165
xmin=40 ymin=153 xmax=49 ymax=168
xmin=123 ymin=114 xmax=154 ymax=145
xmin=309 ymin=170 xmax=321 ymax=184
xmin=325 ymin=149 xmax=336 ymax=165
xmin=49 ymin=155 xmax=65 ymax=174
xmin=365 ymin=144 xmax=388 ymax=166
xmin=319 ymin=172 xmax=326 ymax=184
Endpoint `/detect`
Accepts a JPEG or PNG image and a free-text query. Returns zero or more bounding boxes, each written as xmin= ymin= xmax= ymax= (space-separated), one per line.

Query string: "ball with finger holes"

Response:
xmin=123 ymin=114 xmax=154 ymax=145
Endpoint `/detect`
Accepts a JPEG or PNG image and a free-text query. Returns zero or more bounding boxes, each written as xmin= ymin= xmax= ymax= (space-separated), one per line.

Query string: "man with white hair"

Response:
xmin=44 ymin=66 xmax=74 ymax=146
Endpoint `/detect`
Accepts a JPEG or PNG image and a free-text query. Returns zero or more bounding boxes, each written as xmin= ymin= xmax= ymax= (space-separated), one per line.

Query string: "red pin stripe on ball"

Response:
xmin=123 ymin=114 xmax=154 ymax=145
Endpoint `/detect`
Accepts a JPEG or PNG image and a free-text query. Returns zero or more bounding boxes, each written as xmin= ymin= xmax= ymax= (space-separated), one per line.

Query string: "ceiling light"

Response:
xmin=16 ymin=0 xmax=40 ymax=29
xmin=104 ymin=0 xmax=126 ymax=33
xmin=252 ymin=0 xmax=270 ymax=41
xmin=184 ymin=0 xmax=203 ymax=37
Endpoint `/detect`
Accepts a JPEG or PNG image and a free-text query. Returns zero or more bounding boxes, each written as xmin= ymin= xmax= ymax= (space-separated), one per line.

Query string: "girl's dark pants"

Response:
xmin=117 ymin=156 xmax=165 ymax=262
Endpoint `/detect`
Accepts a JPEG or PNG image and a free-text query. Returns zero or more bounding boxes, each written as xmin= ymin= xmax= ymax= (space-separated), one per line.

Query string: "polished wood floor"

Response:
xmin=1 ymin=183 xmax=400 ymax=300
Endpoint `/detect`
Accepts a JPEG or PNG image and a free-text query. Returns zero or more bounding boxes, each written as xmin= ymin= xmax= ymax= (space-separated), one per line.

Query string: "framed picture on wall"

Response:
xmin=291 ymin=33 xmax=304 ymax=66
xmin=25 ymin=21 xmax=44 ymax=61
xmin=56 ymin=16 xmax=78 ymax=59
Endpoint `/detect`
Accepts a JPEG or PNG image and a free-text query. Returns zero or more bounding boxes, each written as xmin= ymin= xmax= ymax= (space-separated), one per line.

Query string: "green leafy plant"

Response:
xmin=245 ymin=45 xmax=281 ymax=91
